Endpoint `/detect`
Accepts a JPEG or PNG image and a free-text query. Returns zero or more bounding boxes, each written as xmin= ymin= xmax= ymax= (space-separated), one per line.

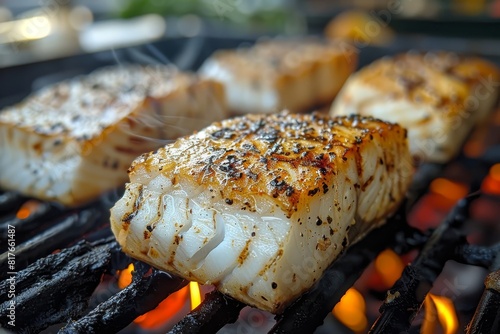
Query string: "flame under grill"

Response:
xmin=1 ymin=36 xmax=500 ymax=334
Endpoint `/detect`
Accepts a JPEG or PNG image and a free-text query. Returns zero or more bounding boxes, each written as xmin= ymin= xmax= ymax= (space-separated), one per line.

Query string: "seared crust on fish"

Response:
xmin=110 ymin=111 xmax=412 ymax=313
xmin=331 ymin=51 xmax=499 ymax=162
xmin=199 ymin=39 xmax=357 ymax=114
xmin=0 ymin=65 xmax=227 ymax=205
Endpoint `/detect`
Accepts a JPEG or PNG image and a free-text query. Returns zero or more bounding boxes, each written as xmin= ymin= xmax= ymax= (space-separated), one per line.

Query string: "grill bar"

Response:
xmin=0 ymin=206 xmax=106 ymax=272
xmin=168 ymin=290 xmax=246 ymax=334
xmin=467 ymin=270 xmax=500 ymax=334
xmin=0 ymin=192 xmax=25 ymax=215
xmin=369 ymin=194 xmax=478 ymax=334
xmin=0 ymin=202 xmax=63 ymax=245
xmin=0 ymin=238 xmax=115 ymax=333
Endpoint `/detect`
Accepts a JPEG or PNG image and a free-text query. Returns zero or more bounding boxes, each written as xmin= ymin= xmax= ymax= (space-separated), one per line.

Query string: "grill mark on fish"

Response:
xmin=238 ymin=239 xmax=252 ymax=265
xmin=121 ymin=184 xmax=144 ymax=230
xmin=361 ymin=175 xmax=374 ymax=191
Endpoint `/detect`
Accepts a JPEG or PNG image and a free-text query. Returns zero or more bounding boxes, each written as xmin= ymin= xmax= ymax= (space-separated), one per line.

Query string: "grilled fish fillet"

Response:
xmin=331 ymin=51 xmax=499 ymax=163
xmin=110 ymin=111 xmax=412 ymax=313
xmin=199 ymin=39 xmax=357 ymax=114
xmin=0 ymin=65 xmax=227 ymax=206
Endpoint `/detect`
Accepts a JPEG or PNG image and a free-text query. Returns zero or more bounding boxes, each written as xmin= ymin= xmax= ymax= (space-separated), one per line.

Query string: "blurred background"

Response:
xmin=1 ymin=0 xmax=500 ymax=68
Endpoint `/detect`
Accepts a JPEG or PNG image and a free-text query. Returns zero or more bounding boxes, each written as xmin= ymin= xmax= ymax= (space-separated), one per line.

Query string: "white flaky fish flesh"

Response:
xmin=331 ymin=51 xmax=499 ymax=163
xmin=110 ymin=111 xmax=412 ymax=313
xmin=199 ymin=39 xmax=357 ymax=114
xmin=0 ymin=65 xmax=227 ymax=205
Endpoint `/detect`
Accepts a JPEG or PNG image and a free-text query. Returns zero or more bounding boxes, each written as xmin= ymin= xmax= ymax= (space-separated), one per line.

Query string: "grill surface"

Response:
xmin=1 ymin=35 xmax=500 ymax=334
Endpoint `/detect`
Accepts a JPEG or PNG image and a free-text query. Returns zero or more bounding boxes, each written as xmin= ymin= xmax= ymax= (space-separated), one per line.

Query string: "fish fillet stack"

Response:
xmin=0 ymin=65 xmax=227 ymax=206
xmin=110 ymin=111 xmax=412 ymax=313
xmin=331 ymin=51 xmax=500 ymax=162
xmin=199 ymin=39 xmax=357 ymax=114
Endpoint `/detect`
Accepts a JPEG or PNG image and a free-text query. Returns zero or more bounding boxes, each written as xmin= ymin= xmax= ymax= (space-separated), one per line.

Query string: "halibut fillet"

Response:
xmin=199 ymin=39 xmax=357 ymax=114
xmin=0 ymin=65 xmax=226 ymax=206
xmin=110 ymin=111 xmax=412 ymax=313
xmin=331 ymin=51 xmax=499 ymax=163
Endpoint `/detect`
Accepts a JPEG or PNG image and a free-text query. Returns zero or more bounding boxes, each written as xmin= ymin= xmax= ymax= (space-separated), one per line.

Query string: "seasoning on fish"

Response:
xmin=0 ymin=65 xmax=227 ymax=205
xmin=331 ymin=51 xmax=499 ymax=163
xmin=110 ymin=111 xmax=412 ymax=313
xmin=199 ymin=39 xmax=357 ymax=114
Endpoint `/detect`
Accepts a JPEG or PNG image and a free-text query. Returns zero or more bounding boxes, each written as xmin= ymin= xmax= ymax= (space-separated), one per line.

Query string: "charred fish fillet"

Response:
xmin=0 ymin=65 xmax=227 ymax=206
xmin=331 ymin=51 xmax=499 ymax=163
xmin=199 ymin=39 xmax=357 ymax=114
xmin=110 ymin=111 xmax=412 ymax=313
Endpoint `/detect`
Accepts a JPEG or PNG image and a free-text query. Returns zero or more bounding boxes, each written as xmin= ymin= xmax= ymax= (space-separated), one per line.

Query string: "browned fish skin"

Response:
xmin=111 ymin=111 xmax=412 ymax=313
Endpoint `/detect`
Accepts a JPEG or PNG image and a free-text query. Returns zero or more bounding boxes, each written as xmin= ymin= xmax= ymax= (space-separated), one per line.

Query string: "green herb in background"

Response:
xmin=118 ymin=0 xmax=302 ymax=33
xmin=120 ymin=0 xmax=203 ymax=18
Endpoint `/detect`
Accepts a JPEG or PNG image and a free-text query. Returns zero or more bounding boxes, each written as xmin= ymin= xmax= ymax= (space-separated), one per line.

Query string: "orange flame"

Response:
xmin=134 ymin=285 xmax=189 ymax=329
xmin=333 ymin=288 xmax=368 ymax=333
xmin=117 ymin=263 xmax=134 ymax=289
xmin=374 ymin=249 xmax=405 ymax=288
xmin=189 ymin=281 xmax=202 ymax=310
xmin=421 ymin=294 xmax=459 ymax=334
xmin=117 ymin=263 xmax=201 ymax=329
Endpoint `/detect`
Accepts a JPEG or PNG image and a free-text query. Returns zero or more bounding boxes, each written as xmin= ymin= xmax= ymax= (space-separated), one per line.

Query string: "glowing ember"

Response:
xmin=374 ymin=249 xmax=405 ymax=287
xmin=482 ymin=164 xmax=500 ymax=195
xmin=482 ymin=175 xmax=500 ymax=195
xmin=490 ymin=163 xmax=500 ymax=182
xmin=189 ymin=281 xmax=202 ymax=310
xmin=421 ymin=294 xmax=459 ymax=334
xmin=15 ymin=200 xmax=40 ymax=219
xmin=430 ymin=178 xmax=468 ymax=203
xmin=333 ymin=288 xmax=367 ymax=333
